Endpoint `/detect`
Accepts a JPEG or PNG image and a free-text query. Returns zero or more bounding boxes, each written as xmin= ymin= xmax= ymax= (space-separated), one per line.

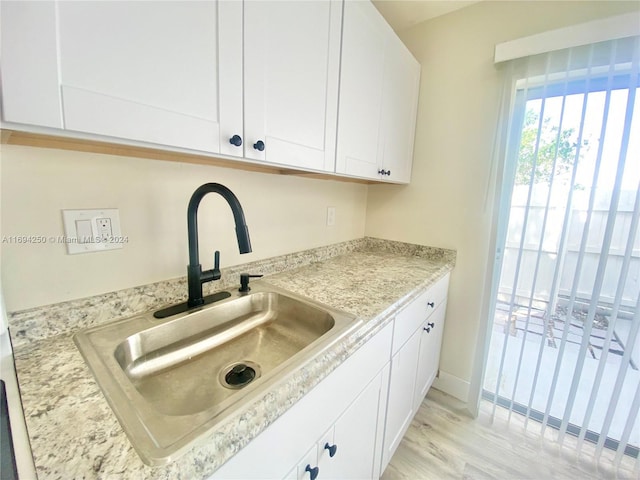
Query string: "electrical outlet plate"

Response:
xmin=61 ymin=209 xmax=124 ymax=254
xmin=327 ymin=206 xmax=336 ymax=227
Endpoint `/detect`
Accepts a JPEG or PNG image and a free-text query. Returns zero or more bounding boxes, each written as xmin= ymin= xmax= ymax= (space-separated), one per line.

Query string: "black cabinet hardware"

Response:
xmin=305 ymin=464 xmax=319 ymax=480
xmin=324 ymin=442 xmax=337 ymax=457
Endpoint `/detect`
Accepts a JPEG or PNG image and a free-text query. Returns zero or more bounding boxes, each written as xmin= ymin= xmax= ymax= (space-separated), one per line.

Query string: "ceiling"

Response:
xmin=372 ymin=0 xmax=481 ymax=32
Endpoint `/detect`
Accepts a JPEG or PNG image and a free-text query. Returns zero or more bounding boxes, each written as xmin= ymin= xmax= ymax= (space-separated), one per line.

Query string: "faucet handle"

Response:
xmin=239 ymin=273 xmax=263 ymax=293
xmin=214 ymin=250 xmax=220 ymax=271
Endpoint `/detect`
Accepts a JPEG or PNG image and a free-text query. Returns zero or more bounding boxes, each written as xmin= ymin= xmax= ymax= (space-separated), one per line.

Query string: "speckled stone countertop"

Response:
xmin=8 ymin=237 xmax=455 ymax=480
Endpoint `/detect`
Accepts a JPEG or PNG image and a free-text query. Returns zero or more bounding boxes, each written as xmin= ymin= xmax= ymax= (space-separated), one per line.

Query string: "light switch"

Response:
xmin=326 ymin=206 xmax=336 ymax=227
xmin=75 ymin=219 xmax=93 ymax=244
xmin=62 ymin=209 xmax=124 ymax=254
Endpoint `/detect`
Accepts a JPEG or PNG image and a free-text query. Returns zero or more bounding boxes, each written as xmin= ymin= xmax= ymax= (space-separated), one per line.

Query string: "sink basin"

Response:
xmin=73 ymin=283 xmax=359 ymax=465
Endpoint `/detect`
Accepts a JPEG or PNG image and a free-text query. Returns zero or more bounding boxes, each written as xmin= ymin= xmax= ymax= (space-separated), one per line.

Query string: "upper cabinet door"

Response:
xmin=335 ymin=0 xmax=387 ymax=180
xmin=243 ymin=0 xmax=342 ymax=172
xmin=379 ymin=34 xmax=421 ymax=184
xmin=0 ymin=1 xmax=62 ymax=128
xmin=56 ymin=0 xmax=241 ymax=154
xmin=336 ymin=0 xmax=420 ymax=183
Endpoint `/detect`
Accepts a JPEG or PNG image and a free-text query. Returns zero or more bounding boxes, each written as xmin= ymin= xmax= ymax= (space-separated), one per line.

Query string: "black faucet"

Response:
xmin=187 ymin=183 xmax=252 ymax=307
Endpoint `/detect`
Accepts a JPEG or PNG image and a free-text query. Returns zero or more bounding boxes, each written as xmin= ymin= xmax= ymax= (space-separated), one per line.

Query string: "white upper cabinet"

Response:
xmin=57 ymin=1 xmax=240 ymax=154
xmin=336 ymin=0 xmax=420 ymax=183
xmin=379 ymin=33 xmax=421 ymax=184
xmin=1 ymin=0 xmax=419 ymax=182
xmin=335 ymin=0 xmax=386 ymax=180
xmin=243 ymin=0 xmax=342 ymax=172
xmin=0 ymin=1 xmax=62 ymax=128
xmin=1 ymin=0 xmax=241 ymax=155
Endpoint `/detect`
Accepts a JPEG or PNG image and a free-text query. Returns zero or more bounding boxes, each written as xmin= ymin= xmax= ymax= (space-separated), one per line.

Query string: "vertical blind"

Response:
xmin=484 ymin=35 xmax=640 ymax=472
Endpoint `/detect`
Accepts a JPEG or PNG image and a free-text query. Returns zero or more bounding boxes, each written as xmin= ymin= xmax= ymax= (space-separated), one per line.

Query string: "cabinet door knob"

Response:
xmin=253 ymin=140 xmax=265 ymax=151
xmin=324 ymin=442 xmax=337 ymax=457
xmin=424 ymin=327 xmax=431 ymax=333
xmin=229 ymin=134 xmax=242 ymax=147
xmin=386 ymin=170 xmax=391 ymax=176
xmin=305 ymin=464 xmax=319 ymax=480
xmin=428 ymin=322 xmax=435 ymax=328
xmin=427 ymin=302 xmax=435 ymax=308
xmin=378 ymin=169 xmax=386 ymax=175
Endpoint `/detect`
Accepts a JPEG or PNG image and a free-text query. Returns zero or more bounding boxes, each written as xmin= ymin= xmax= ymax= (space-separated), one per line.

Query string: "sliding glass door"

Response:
xmin=483 ymin=36 xmax=640 ymax=467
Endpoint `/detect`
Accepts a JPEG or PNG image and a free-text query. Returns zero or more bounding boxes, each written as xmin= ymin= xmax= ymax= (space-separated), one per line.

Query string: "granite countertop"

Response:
xmin=8 ymin=238 xmax=455 ymax=479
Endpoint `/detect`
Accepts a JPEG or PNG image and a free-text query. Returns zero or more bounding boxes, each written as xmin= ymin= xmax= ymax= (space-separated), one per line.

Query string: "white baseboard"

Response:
xmin=432 ymin=370 xmax=470 ymax=403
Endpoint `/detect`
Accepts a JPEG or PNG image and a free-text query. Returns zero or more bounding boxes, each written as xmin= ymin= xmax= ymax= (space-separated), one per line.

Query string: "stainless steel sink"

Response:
xmin=73 ymin=282 xmax=359 ymax=465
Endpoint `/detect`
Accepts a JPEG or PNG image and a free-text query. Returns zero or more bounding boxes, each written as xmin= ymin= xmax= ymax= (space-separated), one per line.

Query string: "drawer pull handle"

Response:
xmin=427 ymin=301 xmax=435 ymax=308
xmin=305 ymin=464 xmax=319 ymax=480
xmin=324 ymin=442 xmax=338 ymax=457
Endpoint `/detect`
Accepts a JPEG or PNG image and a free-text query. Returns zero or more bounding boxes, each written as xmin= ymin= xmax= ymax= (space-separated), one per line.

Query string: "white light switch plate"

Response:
xmin=61 ymin=209 xmax=124 ymax=254
xmin=327 ymin=206 xmax=336 ymax=227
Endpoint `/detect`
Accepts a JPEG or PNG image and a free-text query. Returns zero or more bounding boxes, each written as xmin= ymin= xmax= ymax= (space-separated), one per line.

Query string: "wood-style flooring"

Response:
xmin=381 ymin=389 xmax=638 ymax=480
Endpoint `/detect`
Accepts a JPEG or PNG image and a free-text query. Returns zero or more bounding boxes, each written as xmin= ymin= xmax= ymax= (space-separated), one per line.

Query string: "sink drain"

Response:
xmin=220 ymin=361 xmax=261 ymax=389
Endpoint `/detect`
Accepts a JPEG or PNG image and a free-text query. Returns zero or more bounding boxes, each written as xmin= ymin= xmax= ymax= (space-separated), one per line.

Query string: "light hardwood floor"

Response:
xmin=381 ymin=389 xmax=638 ymax=480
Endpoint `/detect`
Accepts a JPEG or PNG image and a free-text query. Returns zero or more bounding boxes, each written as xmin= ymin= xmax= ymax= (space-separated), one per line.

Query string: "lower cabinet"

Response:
xmin=413 ymin=302 xmax=447 ymax=411
xmin=380 ymin=274 xmax=450 ymax=473
xmin=381 ymin=328 xmax=421 ymax=468
xmin=209 ymin=322 xmax=393 ymax=480
xmin=209 ymin=273 xmax=450 ymax=480
xmin=285 ymin=367 xmax=389 ymax=480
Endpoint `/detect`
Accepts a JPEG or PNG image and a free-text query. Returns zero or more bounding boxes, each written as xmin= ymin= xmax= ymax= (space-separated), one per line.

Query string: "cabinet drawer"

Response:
xmin=392 ymin=273 xmax=450 ymax=355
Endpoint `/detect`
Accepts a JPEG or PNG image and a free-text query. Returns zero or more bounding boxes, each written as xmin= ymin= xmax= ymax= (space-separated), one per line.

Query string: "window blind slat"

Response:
xmin=558 ymin=41 xmax=638 ymax=446
xmin=575 ymin=42 xmax=640 ymax=455
xmin=491 ymin=58 xmax=553 ymax=420
xmin=594 ymin=298 xmax=640 ymax=461
xmin=541 ymin=72 xmax=612 ymax=436
xmin=576 ymin=178 xmax=640 ymax=455
xmin=508 ymin=80 xmax=572 ymax=425
xmin=614 ymin=378 xmax=640 ymax=468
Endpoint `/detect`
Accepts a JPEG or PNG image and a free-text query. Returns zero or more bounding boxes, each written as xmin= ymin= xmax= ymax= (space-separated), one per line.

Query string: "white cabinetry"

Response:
xmin=1 ymin=0 xmax=419 ymax=182
xmin=378 ymin=33 xmax=421 ymax=183
xmin=381 ymin=273 xmax=450 ymax=472
xmin=209 ymin=322 xmax=393 ymax=480
xmin=335 ymin=0 xmax=420 ymax=183
xmin=242 ymin=0 xmax=342 ymax=172
xmin=382 ymin=327 xmax=422 ymax=466
xmin=334 ymin=0 xmax=386 ymax=180
xmin=0 ymin=0 xmax=341 ymax=172
xmin=285 ymin=369 xmax=388 ymax=480
xmin=1 ymin=0 xmax=240 ymax=154
xmin=0 ymin=1 xmax=62 ymax=128
xmin=317 ymin=369 xmax=388 ymax=479
xmin=413 ymin=301 xmax=447 ymax=410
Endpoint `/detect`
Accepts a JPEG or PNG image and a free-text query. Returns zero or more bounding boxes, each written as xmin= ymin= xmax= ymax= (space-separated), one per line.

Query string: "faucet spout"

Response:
xmin=187 ymin=183 xmax=252 ymax=307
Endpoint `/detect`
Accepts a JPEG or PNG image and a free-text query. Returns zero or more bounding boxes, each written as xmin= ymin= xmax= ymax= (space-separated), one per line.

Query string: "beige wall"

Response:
xmin=365 ymin=1 xmax=640 ymax=394
xmin=1 ymin=145 xmax=367 ymax=311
